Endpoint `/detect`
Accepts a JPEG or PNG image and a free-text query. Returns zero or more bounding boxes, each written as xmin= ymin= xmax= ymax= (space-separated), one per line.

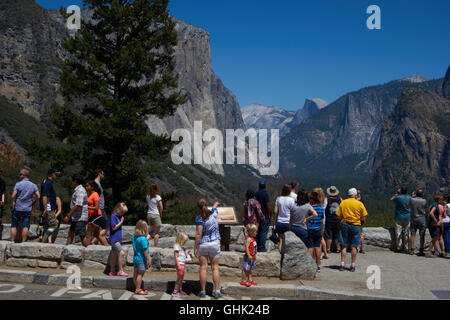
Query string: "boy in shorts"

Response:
xmin=108 ymin=203 xmax=128 ymax=277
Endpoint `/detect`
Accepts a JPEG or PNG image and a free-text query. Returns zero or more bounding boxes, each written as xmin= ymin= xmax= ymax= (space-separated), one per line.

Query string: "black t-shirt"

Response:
xmin=40 ymin=178 xmax=57 ymax=211
xmin=0 ymin=178 xmax=5 ymax=197
xmin=325 ymin=196 xmax=341 ymax=223
xmin=255 ymin=189 xmax=270 ymax=217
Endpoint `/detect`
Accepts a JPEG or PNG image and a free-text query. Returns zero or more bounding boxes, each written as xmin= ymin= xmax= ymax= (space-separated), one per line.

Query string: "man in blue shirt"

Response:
xmin=254 ymin=180 xmax=272 ymax=252
xmin=40 ymin=169 xmax=60 ymax=243
xmin=390 ymin=187 xmax=411 ymax=253
xmin=11 ymin=169 xmax=40 ymax=242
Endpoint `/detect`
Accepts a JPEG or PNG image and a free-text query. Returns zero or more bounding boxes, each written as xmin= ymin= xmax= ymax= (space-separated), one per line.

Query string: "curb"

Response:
xmin=0 ymin=269 xmax=410 ymax=300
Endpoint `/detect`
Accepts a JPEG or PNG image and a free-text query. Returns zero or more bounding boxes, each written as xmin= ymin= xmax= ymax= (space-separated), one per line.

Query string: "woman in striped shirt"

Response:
xmin=308 ymin=191 xmax=325 ymax=273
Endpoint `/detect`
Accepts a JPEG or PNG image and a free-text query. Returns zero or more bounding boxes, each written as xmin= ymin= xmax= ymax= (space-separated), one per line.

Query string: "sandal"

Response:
xmin=135 ymin=289 xmax=148 ymax=295
xmin=240 ymin=281 xmax=251 ymax=287
xmin=248 ymin=280 xmax=258 ymax=286
xmin=116 ymin=271 xmax=129 ymax=277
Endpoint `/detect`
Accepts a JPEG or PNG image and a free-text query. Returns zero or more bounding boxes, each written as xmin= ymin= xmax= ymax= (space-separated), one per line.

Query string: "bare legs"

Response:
xmin=199 ymin=256 xmax=220 ymax=293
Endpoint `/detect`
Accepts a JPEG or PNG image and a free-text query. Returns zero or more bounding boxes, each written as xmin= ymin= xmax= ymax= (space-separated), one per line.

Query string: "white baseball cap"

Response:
xmin=348 ymin=188 xmax=358 ymax=197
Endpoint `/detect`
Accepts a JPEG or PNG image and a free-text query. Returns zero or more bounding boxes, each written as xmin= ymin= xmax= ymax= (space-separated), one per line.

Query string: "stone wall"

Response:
xmin=0 ymin=223 xmax=281 ymax=278
xmin=0 ymin=224 xmax=431 ymax=280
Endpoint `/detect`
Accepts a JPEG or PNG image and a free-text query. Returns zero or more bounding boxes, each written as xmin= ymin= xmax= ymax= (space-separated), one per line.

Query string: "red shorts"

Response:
xmin=176 ymin=264 xmax=185 ymax=277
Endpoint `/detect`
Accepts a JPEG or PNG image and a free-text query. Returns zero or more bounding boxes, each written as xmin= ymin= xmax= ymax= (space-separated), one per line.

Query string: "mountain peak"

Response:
xmin=400 ymin=75 xmax=429 ymax=83
xmin=305 ymin=98 xmax=328 ymax=110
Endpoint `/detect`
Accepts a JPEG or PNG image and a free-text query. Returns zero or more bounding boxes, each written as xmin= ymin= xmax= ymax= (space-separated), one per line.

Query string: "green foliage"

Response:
xmin=0 ymin=95 xmax=71 ymax=221
xmin=163 ymin=201 xmax=199 ymax=226
xmin=29 ymin=0 xmax=187 ymax=222
xmin=364 ymin=212 xmax=395 ymax=228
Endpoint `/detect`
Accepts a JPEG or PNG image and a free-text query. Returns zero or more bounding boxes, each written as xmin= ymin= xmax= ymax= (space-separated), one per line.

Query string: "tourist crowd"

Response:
xmin=0 ymin=167 xmax=448 ymax=297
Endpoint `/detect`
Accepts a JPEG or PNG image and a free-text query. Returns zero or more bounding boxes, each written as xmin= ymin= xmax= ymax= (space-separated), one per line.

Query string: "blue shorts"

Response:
xmin=11 ymin=210 xmax=31 ymax=229
xmin=339 ymin=222 xmax=362 ymax=247
xmin=134 ymin=263 xmax=148 ymax=271
xmin=308 ymin=229 xmax=322 ymax=248
xmin=291 ymin=225 xmax=312 ymax=248
xmin=276 ymin=223 xmax=290 ymax=235
xmin=243 ymin=255 xmax=256 ymax=272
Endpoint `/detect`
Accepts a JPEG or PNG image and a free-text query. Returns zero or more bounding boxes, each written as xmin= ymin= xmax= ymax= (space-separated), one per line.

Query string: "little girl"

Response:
xmin=240 ymin=224 xmax=258 ymax=287
xmin=172 ymin=231 xmax=192 ymax=297
xmin=133 ymin=220 xmax=150 ymax=295
xmin=108 ymin=202 xmax=128 ymax=277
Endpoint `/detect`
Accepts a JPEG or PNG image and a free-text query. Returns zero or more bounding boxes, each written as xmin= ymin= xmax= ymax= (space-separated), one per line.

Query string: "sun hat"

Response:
xmin=326 ymin=186 xmax=340 ymax=197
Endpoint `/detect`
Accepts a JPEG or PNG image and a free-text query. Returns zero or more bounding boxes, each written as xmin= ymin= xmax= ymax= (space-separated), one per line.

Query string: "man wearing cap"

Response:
xmin=40 ymin=169 xmax=60 ymax=243
xmin=0 ymin=167 xmax=6 ymax=228
xmin=11 ymin=169 xmax=40 ymax=242
xmin=336 ymin=188 xmax=368 ymax=272
xmin=255 ymin=180 xmax=272 ymax=252
xmin=324 ymin=186 xmax=343 ymax=254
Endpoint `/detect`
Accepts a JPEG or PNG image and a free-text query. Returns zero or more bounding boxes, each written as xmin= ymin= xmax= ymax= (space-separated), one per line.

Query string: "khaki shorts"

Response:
xmin=147 ymin=214 xmax=162 ymax=229
xmin=44 ymin=211 xmax=59 ymax=230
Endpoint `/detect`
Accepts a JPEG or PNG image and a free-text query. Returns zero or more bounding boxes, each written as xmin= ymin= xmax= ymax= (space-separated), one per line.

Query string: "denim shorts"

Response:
xmin=339 ymin=222 xmax=362 ymax=247
xmin=291 ymin=225 xmax=312 ymax=248
xmin=276 ymin=222 xmax=290 ymax=235
xmin=70 ymin=221 xmax=87 ymax=237
xmin=308 ymin=229 xmax=322 ymax=248
xmin=134 ymin=263 xmax=149 ymax=271
xmin=11 ymin=210 xmax=31 ymax=229
xmin=111 ymin=242 xmax=123 ymax=252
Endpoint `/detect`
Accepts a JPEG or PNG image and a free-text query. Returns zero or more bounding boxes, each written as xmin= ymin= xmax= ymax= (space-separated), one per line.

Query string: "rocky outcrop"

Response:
xmin=443 ymin=66 xmax=450 ymax=100
xmin=371 ymin=86 xmax=450 ymax=194
xmin=292 ymin=98 xmax=328 ymax=125
xmin=0 ymin=2 xmax=246 ymax=176
xmin=281 ymin=75 xmax=444 ymax=177
xmin=280 ymin=232 xmax=316 ymax=280
xmin=241 ymin=103 xmax=295 ymax=137
xmin=0 ymin=1 xmax=69 ymax=120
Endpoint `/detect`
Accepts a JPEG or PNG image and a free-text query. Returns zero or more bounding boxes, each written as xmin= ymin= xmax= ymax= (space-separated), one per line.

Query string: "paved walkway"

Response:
xmin=302 ymin=245 xmax=450 ymax=299
xmin=0 ymin=245 xmax=448 ymax=300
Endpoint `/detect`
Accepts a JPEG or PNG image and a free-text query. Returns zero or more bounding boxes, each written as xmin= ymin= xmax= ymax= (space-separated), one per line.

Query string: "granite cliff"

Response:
xmin=280 ymin=76 xmax=444 ymax=178
xmin=0 ymin=1 xmax=245 ymax=176
xmin=372 ymin=73 xmax=450 ymax=194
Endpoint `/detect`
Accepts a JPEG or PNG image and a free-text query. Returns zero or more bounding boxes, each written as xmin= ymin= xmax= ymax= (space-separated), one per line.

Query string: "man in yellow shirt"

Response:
xmin=336 ymin=188 xmax=368 ymax=272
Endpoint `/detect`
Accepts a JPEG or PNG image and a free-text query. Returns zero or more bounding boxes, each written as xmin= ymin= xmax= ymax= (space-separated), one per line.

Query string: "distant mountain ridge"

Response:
xmin=241 ymin=103 xmax=295 ymax=136
xmin=280 ymin=74 xmax=445 ymax=180
xmin=242 ymin=98 xmax=328 ymax=137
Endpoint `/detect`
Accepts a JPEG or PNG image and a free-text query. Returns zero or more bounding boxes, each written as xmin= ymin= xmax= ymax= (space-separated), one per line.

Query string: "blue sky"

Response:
xmin=36 ymin=0 xmax=450 ymax=111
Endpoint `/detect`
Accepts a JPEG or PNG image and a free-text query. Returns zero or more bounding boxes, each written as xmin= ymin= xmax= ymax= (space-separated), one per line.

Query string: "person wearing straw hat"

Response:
xmin=324 ymin=186 xmax=343 ymax=254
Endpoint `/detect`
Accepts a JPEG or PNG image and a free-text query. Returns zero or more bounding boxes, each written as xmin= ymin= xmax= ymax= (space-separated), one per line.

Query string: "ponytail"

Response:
xmin=197 ymin=198 xmax=212 ymax=221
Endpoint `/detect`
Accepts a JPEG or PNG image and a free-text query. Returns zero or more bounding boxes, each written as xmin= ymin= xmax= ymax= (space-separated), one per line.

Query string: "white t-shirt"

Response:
xmin=174 ymin=244 xmax=191 ymax=265
xmin=290 ymin=192 xmax=297 ymax=202
xmin=322 ymin=198 xmax=328 ymax=223
xmin=276 ymin=196 xmax=296 ymax=224
xmin=444 ymin=204 xmax=450 ymax=223
xmin=147 ymin=195 xmax=162 ymax=215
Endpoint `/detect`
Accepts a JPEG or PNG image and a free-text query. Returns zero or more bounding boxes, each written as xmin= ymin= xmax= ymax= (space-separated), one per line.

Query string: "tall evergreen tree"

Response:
xmin=30 ymin=0 xmax=186 ymax=221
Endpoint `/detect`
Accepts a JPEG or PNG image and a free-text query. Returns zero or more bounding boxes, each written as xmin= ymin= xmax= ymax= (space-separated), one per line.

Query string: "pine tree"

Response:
xmin=30 ymin=0 xmax=186 ymax=221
